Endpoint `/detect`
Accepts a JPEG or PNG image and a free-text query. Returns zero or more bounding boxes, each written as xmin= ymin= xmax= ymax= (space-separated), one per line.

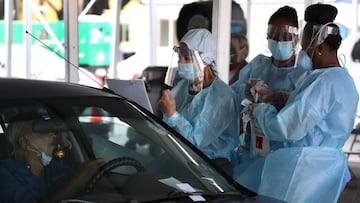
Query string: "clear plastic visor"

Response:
xmin=164 ymin=46 xmax=205 ymax=87
xmin=302 ymin=23 xmax=340 ymax=48
xmin=267 ymin=24 xmax=299 ymax=42
xmin=173 ymin=46 xmax=206 ymax=66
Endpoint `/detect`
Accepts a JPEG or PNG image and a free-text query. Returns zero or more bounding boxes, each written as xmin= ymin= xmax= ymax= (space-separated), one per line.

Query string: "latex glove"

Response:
xmin=158 ymin=89 xmax=177 ymax=117
xmin=245 ymin=79 xmax=271 ymax=102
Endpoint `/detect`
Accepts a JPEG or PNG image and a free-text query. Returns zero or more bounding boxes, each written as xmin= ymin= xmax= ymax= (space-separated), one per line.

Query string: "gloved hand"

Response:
xmin=158 ymin=89 xmax=177 ymax=117
xmin=245 ymin=79 xmax=271 ymax=102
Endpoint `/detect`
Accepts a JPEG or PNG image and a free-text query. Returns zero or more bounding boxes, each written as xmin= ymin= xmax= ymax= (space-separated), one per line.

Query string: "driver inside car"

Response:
xmin=0 ymin=112 xmax=104 ymax=203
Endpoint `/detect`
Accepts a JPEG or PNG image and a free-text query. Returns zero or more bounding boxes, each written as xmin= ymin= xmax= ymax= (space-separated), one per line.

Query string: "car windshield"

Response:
xmin=0 ymin=96 xmax=247 ymax=202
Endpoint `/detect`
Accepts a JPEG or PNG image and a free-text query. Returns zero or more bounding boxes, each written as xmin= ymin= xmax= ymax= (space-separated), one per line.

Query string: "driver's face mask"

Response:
xmin=165 ymin=46 xmax=206 ymax=94
xmin=25 ymin=135 xmax=53 ymax=167
xmin=38 ymin=151 xmax=53 ymax=166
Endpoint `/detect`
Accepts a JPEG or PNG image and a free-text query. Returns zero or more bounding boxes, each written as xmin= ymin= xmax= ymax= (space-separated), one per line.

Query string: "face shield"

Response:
xmin=164 ymin=46 xmax=206 ymax=94
xmin=266 ymin=25 xmax=299 ymax=61
xmin=296 ymin=23 xmax=340 ymax=69
xmin=307 ymin=23 xmax=340 ymax=48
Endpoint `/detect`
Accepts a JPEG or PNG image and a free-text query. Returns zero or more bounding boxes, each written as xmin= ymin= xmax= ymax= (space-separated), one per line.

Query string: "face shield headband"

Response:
xmin=307 ymin=23 xmax=340 ymax=48
xmin=267 ymin=25 xmax=299 ymax=42
xmin=297 ymin=23 xmax=341 ymax=70
xmin=164 ymin=46 xmax=206 ymax=93
xmin=172 ymin=46 xmax=206 ymax=69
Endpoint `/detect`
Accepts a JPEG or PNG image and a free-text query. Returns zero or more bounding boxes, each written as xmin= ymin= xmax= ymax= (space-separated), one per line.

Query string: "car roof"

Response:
xmin=0 ymin=78 xmax=118 ymax=99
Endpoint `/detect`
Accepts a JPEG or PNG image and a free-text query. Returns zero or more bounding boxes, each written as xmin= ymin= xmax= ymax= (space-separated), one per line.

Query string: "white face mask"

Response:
xmin=26 ymin=137 xmax=53 ymax=167
xmin=37 ymin=151 xmax=53 ymax=166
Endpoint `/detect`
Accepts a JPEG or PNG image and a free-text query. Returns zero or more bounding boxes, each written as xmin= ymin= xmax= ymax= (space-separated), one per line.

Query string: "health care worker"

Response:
xmin=230 ymin=6 xmax=308 ymax=193
xmin=158 ymin=28 xmax=239 ymax=177
xmin=251 ymin=3 xmax=359 ymax=203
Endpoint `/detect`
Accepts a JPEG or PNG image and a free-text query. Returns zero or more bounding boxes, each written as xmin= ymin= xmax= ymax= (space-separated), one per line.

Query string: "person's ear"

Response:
xmin=18 ymin=136 xmax=29 ymax=149
xmin=317 ymin=43 xmax=326 ymax=56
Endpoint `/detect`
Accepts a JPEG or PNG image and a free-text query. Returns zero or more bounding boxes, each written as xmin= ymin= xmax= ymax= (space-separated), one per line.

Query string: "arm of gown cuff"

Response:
xmin=163 ymin=112 xmax=180 ymax=126
xmin=253 ymin=103 xmax=277 ymax=118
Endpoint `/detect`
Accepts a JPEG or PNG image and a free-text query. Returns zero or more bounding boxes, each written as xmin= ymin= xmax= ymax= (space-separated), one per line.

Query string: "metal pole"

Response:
xmin=109 ymin=0 xmax=122 ymax=79
xmin=212 ymin=0 xmax=231 ymax=83
xmin=149 ymin=0 xmax=157 ymax=66
xmin=355 ymin=0 xmax=359 ymax=32
xmin=23 ymin=0 xmax=32 ymax=78
xmin=64 ymin=0 xmax=79 ymax=83
xmin=4 ymin=0 xmax=13 ymax=77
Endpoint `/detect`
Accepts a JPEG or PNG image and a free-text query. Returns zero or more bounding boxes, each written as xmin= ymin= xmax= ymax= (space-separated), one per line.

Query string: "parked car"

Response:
xmin=0 ymin=78 xmax=283 ymax=202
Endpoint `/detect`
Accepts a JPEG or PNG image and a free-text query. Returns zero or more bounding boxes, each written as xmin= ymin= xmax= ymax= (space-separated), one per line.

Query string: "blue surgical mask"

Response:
xmin=268 ymin=39 xmax=294 ymax=61
xmin=37 ymin=152 xmax=53 ymax=166
xmin=296 ymin=50 xmax=313 ymax=70
xmin=27 ymin=137 xmax=53 ymax=167
xmin=178 ymin=63 xmax=198 ymax=80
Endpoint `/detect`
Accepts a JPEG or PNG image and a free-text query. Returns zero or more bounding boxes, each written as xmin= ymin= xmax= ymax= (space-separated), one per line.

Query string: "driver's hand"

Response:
xmin=76 ymin=158 xmax=105 ymax=182
xmin=46 ymin=158 xmax=105 ymax=202
xmin=68 ymin=158 xmax=105 ymax=192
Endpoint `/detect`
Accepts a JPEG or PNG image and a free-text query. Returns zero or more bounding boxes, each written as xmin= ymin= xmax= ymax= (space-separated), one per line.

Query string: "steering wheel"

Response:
xmin=85 ymin=157 xmax=145 ymax=193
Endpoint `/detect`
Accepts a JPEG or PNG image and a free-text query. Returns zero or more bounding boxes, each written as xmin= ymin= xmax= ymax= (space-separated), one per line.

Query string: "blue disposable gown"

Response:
xmin=230 ymin=54 xmax=308 ymax=192
xmin=231 ymin=54 xmax=308 ymax=110
xmin=253 ymin=67 xmax=359 ymax=203
xmin=164 ymin=77 xmax=240 ymax=160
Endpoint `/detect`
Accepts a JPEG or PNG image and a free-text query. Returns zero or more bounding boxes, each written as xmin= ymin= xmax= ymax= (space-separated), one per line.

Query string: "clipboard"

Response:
xmin=106 ymin=79 xmax=154 ymax=113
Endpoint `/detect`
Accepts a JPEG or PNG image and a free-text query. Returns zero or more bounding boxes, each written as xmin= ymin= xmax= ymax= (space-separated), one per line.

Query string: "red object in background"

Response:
xmin=256 ymin=135 xmax=263 ymax=149
xmin=90 ymin=107 xmax=102 ymax=123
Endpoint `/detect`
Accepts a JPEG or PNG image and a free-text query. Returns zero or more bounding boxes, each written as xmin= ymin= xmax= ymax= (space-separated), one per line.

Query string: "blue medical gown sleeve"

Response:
xmin=230 ymin=60 xmax=255 ymax=112
xmin=252 ymin=102 xmax=319 ymax=142
xmin=230 ymin=54 xmax=308 ymax=114
xmin=164 ymin=78 xmax=240 ymax=159
xmin=253 ymin=68 xmax=358 ymax=144
xmin=164 ymin=112 xmax=192 ymax=136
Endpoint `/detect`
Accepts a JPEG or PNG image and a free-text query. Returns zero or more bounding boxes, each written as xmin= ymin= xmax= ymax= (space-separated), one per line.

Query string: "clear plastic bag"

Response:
xmin=250 ymin=119 xmax=270 ymax=158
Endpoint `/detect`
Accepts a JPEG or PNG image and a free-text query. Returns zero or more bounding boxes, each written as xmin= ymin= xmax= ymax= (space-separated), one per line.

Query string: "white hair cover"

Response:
xmin=180 ymin=28 xmax=216 ymax=65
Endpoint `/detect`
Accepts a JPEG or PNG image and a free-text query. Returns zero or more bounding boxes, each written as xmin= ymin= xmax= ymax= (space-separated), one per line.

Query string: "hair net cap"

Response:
xmin=180 ymin=28 xmax=216 ymax=65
